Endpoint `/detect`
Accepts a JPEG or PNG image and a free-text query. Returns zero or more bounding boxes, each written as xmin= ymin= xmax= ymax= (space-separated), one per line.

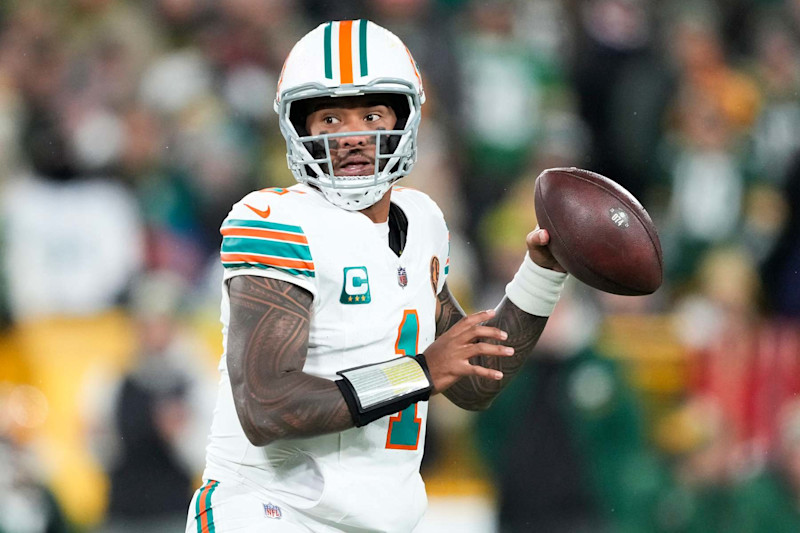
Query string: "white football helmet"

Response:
xmin=274 ymin=20 xmax=426 ymax=210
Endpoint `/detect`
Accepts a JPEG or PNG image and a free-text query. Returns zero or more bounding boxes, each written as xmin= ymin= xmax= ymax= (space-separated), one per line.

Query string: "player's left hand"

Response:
xmin=527 ymin=226 xmax=566 ymax=273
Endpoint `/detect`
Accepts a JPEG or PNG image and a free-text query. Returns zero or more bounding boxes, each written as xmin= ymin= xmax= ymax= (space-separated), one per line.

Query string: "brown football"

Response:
xmin=533 ymin=167 xmax=663 ymax=295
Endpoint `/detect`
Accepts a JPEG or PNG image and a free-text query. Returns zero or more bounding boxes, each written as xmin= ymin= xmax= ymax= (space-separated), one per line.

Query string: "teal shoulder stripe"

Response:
xmin=223 ymin=262 xmax=315 ymax=278
xmin=444 ymin=265 xmax=449 ymax=275
xmin=222 ymin=237 xmax=312 ymax=261
xmin=223 ymin=218 xmax=305 ymax=235
xmin=359 ymin=20 xmax=368 ymax=76
xmin=324 ymin=22 xmax=333 ymax=79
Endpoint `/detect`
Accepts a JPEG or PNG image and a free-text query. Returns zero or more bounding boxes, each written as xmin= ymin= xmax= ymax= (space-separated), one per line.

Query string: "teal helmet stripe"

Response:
xmin=324 ymin=22 xmax=333 ymax=79
xmin=359 ymin=19 xmax=368 ymax=77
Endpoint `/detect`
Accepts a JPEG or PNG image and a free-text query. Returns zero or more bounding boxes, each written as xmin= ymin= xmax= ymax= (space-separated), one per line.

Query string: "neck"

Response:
xmin=359 ymin=189 xmax=392 ymax=223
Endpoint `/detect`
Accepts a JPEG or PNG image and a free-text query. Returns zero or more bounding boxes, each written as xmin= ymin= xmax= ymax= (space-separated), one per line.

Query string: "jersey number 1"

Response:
xmin=386 ymin=309 xmax=423 ymax=450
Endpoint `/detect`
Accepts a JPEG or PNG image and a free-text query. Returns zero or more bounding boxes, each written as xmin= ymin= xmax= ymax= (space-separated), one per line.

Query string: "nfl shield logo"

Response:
xmin=264 ymin=502 xmax=282 ymax=519
xmin=397 ymin=266 xmax=408 ymax=288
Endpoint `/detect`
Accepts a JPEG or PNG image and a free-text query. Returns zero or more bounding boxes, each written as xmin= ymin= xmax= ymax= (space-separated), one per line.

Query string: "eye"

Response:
xmin=322 ymin=115 xmax=340 ymax=125
xmin=364 ymin=113 xmax=381 ymax=122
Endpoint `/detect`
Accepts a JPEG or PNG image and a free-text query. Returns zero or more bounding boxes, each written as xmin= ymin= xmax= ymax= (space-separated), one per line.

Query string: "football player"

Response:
xmin=187 ymin=19 xmax=567 ymax=532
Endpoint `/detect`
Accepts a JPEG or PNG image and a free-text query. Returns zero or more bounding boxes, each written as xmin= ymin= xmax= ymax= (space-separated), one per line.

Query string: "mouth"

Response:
xmin=335 ymin=155 xmax=375 ymax=176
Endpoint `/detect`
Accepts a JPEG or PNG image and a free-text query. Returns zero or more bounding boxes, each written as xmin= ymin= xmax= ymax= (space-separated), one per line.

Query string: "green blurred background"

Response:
xmin=1 ymin=0 xmax=800 ymax=531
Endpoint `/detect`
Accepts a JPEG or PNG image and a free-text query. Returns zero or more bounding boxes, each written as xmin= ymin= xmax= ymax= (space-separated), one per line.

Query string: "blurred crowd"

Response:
xmin=1 ymin=0 xmax=800 ymax=531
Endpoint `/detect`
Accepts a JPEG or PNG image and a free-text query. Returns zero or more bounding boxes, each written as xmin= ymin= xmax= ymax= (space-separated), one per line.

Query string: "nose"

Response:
xmin=340 ymin=134 xmax=368 ymax=148
xmin=338 ymin=116 xmax=370 ymax=148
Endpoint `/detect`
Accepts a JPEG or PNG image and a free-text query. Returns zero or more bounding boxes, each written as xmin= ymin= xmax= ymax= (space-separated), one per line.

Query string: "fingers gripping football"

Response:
xmin=422 ymin=309 xmax=513 ymax=394
xmin=526 ymin=227 xmax=566 ymax=273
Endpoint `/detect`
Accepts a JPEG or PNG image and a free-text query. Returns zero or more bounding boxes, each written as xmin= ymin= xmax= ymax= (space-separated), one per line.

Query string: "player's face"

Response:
xmin=305 ymin=97 xmax=398 ymax=177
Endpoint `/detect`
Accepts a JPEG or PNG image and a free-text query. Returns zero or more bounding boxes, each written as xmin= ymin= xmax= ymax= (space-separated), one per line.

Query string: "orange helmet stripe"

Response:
xmin=339 ymin=20 xmax=354 ymax=84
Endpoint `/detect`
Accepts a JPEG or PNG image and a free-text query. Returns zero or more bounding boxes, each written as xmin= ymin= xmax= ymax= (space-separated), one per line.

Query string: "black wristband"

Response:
xmin=335 ymin=355 xmax=432 ymax=428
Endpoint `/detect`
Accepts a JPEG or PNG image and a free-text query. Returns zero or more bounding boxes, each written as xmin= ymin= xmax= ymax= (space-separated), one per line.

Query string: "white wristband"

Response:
xmin=505 ymin=253 xmax=568 ymax=317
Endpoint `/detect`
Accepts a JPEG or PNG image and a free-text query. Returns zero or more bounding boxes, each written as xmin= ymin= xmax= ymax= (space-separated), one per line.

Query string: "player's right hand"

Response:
xmin=422 ymin=309 xmax=513 ymax=394
xmin=527 ymin=226 xmax=566 ymax=273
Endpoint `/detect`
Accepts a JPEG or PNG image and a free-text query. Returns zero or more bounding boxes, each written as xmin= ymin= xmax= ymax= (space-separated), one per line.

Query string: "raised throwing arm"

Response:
xmin=424 ymin=228 xmax=567 ymax=411
xmin=434 ymin=287 xmax=548 ymax=411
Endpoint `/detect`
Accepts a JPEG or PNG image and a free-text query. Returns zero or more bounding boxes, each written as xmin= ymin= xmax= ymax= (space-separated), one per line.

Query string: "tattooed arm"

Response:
xmin=425 ymin=228 xmax=564 ymax=411
xmin=435 ymin=284 xmax=549 ymax=411
xmin=226 ymin=275 xmax=353 ymax=446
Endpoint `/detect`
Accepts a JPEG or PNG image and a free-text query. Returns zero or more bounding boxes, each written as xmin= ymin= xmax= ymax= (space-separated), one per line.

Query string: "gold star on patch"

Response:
xmin=348 ymin=296 xmax=353 ymax=302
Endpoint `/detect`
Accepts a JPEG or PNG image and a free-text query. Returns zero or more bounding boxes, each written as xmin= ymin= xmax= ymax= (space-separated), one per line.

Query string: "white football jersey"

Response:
xmin=203 ymin=183 xmax=450 ymax=532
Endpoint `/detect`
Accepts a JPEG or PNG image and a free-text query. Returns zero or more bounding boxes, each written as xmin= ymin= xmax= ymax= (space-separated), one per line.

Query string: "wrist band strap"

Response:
xmin=336 ymin=354 xmax=432 ymax=427
xmin=505 ymin=253 xmax=568 ymax=317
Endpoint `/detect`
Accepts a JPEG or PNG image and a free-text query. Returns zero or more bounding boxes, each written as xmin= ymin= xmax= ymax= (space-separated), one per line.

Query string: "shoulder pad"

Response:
xmin=221 ymin=188 xmax=315 ymax=279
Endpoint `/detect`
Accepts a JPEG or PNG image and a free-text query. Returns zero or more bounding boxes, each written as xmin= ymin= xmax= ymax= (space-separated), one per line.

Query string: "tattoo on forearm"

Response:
xmin=435 ymin=285 xmax=465 ymax=338
xmin=436 ymin=285 xmax=548 ymax=411
xmin=227 ymin=276 xmax=353 ymax=445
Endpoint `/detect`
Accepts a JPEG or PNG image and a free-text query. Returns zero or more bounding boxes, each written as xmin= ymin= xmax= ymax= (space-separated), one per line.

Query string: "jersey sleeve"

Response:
xmin=219 ymin=192 xmax=317 ymax=298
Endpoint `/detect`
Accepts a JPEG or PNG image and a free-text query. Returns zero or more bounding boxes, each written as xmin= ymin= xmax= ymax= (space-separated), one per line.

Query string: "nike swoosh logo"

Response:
xmin=245 ymin=204 xmax=271 ymax=218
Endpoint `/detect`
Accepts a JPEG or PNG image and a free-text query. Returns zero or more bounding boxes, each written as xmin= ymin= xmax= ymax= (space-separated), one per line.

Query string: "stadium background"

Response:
xmin=1 ymin=0 xmax=800 ymax=531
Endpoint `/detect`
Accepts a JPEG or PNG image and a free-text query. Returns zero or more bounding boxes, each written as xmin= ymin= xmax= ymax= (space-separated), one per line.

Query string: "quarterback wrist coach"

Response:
xmin=505 ymin=252 xmax=568 ymax=317
xmin=336 ymin=355 xmax=433 ymax=427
